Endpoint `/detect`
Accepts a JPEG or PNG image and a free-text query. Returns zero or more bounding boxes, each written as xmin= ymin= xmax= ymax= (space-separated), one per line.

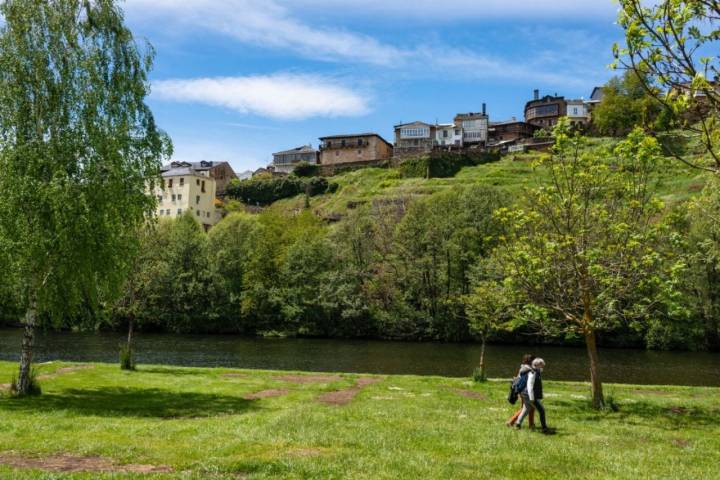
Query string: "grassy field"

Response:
xmin=271 ymin=140 xmax=706 ymax=219
xmin=0 ymin=361 xmax=718 ymax=479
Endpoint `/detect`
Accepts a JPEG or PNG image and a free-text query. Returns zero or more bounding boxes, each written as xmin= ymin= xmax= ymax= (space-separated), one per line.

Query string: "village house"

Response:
xmin=272 ymin=145 xmax=318 ymax=174
xmin=566 ymin=99 xmax=591 ymax=127
xmin=182 ymin=161 xmax=237 ymax=198
xmin=488 ymin=119 xmax=538 ymax=144
xmin=435 ymin=123 xmax=463 ymax=148
xmin=525 ymin=90 xmax=567 ymax=128
xmin=155 ymin=162 xmax=221 ymax=231
xmin=318 ymin=133 xmax=393 ymax=170
xmin=454 ymin=105 xmax=489 ymax=146
xmin=394 ymin=121 xmax=436 ymax=157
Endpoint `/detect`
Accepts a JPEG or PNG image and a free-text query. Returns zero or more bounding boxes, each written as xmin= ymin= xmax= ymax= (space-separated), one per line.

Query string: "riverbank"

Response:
xmin=0 ymin=361 xmax=718 ymax=479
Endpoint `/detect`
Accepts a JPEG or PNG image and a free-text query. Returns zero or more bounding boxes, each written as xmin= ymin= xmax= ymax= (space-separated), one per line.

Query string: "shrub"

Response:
xmin=292 ymin=161 xmax=320 ymax=177
xmin=401 ymin=151 xmax=501 ymax=179
xmin=227 ymin=176 xmax=338 ymax=205
xmin=10 ymin=368 xmax=42 ymax=397
xmin=119 ymin=343 xmax=136 ymax=371
xmin=472 ymin=367 xmax=487 ymax=383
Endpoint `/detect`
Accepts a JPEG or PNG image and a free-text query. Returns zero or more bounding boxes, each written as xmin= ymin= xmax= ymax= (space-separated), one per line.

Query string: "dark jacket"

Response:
xmin=527 ymin=368 xmax=543 ymax=401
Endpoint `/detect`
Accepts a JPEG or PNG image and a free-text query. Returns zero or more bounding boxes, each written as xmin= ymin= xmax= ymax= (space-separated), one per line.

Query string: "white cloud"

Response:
xmin=290 ymin=0 xmax=617 ymax=19
xmin=152 ymin=74 xmax=370 ymax=120
xmin=124 ymin=0 xmax=401 ymax=66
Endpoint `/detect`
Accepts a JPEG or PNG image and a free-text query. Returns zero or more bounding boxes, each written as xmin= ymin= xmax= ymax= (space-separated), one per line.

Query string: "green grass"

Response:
xmin=1 ymin=361 xmax=718 ymax=479
xmin=272 ymin=141 xmax=706 ymax=218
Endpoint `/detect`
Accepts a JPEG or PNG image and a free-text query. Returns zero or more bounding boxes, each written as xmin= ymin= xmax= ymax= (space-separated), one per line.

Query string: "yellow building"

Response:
xmin=155 ymin=162 xmax=220 ymax=231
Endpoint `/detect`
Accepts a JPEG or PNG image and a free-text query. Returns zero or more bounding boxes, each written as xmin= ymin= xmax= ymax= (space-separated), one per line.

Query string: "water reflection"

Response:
xmin=0 ymin=329 xmax=718 ymax=386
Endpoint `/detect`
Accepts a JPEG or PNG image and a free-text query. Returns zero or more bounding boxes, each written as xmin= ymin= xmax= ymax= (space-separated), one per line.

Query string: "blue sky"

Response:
xmin=121 ymin=0 xmax=625 ymax=173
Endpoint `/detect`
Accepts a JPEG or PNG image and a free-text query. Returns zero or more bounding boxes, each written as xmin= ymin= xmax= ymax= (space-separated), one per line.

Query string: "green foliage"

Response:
xmin=591 ymin=71 xmax=664 ymax=137
xmin=401 ymin=151 xmax=501 ymax=179
xmin=472 ymin=367 xmax=487 ymax=383
xmin=292 ymin=161 xmax=320 ymax=177
xmin=226 ymin=176 xmax=338 ymax=206
xmin=119 ymin=344 xmax=136 ymax=371
xmin=9 ymin=368 xmax=40 ymax=397
xmin=616 ymin=1 xmax=720 ymax=171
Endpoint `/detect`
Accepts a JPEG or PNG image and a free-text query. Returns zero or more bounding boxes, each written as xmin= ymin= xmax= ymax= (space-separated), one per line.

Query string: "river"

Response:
xmin=0 ymin=329 xmax=718 ymax=386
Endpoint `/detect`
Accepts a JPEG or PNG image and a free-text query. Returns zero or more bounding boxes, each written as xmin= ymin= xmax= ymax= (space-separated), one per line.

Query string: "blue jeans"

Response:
xmin=517 ymin=394 xmax=547 ymax=428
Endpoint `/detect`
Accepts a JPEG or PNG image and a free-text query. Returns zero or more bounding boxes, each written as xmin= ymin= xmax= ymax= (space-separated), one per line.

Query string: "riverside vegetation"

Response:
xmin=0 ymin=361 xmax=718 ymax=479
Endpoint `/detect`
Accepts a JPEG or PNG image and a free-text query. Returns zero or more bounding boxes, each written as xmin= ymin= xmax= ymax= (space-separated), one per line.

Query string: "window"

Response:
xmin=341 ymin=140 xmax=346 ymax=147
xmin=177 ymin=208 xmax=182 ymax=215
xmin=177 ymin=194 xmax=182 ymax=201
xmin=207 ymin=212 xmax=211 ymax=218
xmin=196 ymin=210 xmax=201 ymax=216
xmin=443 ymin=130 xmax=449 ymax=138
xmin=455 ymin=129 xmax=460 ymax=135
xmin=157 ymin=195 xmax=162 ymax=202
xmin=357 ymin=138 xmax=363 ymax=146
xmin=168 ymin=179 xmax=173 ymax=188
xmin=196 ymin=195 xmax=200 ymax=205
xmin=171 ymin=194 xmax=176 ymax=201
xmin=400 ymin=127 xmax=429 ymax=138
xmin=179 ymin=177 xmax=184 ymax=186
xmin=201 ymin=181 xmax=206 ymax=193
xmin=196 ymin=179 xmax=200 ymax=186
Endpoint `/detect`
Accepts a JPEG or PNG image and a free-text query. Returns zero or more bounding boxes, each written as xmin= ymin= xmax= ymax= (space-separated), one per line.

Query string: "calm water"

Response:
xmin=0 ymin=329 xmax=718 ymax=386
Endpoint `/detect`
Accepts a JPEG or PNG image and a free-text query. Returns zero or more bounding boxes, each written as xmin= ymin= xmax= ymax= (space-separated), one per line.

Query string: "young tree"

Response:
xmin=0 ymin=0 xmax=170 ymax=394
xmin=592 ymin=71 xmax=664 ymax=136
xmin=616 ymin=0 xmax=720 ymax=170
xmin=494 ymin=121 xmax=679 ymax=408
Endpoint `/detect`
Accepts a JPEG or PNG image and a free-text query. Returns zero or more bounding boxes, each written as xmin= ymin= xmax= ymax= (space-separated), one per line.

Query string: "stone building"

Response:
xmin=525 ymin=90 xmax=567 ymax=128
xmin=318 ymin=133 xmax=393 ymax=169
xmin=394 ymin=121 xmax=436 ymax=157
xmin=272 ymin=145 xmax=318 ymax=174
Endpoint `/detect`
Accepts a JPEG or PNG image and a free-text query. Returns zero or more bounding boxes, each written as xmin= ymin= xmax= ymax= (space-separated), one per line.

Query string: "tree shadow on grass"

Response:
xmin=551 ymin=398 xmax=719 ymax=429
xmin=0 ymin=387 xmax=258 ymax=419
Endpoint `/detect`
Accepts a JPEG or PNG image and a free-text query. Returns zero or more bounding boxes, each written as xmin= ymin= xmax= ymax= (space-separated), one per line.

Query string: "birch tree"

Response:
xmin=0 ymin=0 xmax=170 ymax=395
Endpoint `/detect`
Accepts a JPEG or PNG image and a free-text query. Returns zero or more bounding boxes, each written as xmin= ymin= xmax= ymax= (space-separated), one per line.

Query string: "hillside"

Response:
xmin=270 ymin=139 xmax=706 ymax=220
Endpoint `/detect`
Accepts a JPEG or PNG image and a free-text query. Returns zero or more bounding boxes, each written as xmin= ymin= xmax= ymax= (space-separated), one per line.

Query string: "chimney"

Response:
xmin=482 ymin=103 xmax=487 ymax=115
xmin=533 ymin=89 xmax=539 ymax=100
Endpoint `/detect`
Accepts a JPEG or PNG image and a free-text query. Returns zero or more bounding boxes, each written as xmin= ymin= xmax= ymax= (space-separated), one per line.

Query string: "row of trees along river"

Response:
xmin=1 ymin=0 xmax=720 ymax=409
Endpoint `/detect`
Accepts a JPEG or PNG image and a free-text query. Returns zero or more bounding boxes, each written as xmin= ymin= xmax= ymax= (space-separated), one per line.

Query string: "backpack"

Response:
xmin=513 ymin=371 xmax=530 ymax=395
xmin=507 ymin=380 xmax=519 ymax=405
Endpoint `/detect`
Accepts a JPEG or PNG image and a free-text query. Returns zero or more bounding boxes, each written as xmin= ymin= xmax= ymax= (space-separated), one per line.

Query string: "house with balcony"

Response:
xmin=318 ymin=133 xmax=393 ymax=170
xmin=435 ymin=123 xmax=463 ymax=148
xmin=393 ymin=121 xmax=436 ymax=157
xmin=454 ymin=106 xmax=489 ymax=146
xmin=525 ymin=90 xmax=567 ymax=128
xmin=272 ymin=145 xmax=319 ymax=174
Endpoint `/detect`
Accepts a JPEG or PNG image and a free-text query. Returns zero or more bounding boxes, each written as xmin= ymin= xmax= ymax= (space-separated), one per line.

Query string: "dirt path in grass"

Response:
xmin=0 ymin=364 xmax=95 ymax=391
xmin=0 ymin=453 xmax=172 ymax=474
xmin=243 ymin=388 xmax=289 ymax=400
xmin=317 ymin=377 xmax=383 ymax=406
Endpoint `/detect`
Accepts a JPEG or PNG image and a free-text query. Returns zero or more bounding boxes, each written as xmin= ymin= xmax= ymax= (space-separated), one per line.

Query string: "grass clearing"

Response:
xmin=0 ymin=361 xmax=718 ymax=479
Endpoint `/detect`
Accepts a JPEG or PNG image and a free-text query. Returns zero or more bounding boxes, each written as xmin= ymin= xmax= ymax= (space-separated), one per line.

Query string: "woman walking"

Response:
xmin=515 ymin=357 xmax=554 ymax=434
xmin=506 ymin=354 xmax=535 ymax=428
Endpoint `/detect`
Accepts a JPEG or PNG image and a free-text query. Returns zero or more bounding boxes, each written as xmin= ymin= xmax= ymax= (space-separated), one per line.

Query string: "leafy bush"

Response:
xmin=227 ymin=176 xmax=339 ymax=205
xmin=10 ymin=368 xmax=41 ymax=397
xmin=119 ymin=343 xmax=136 ymax=370
xmin=472 ymin=367 xmax=487 ymax=383
xmin=401 ymin=151 xmax=501 ymax=179
xmin=292 ymin=161 xmax=320 ymax=177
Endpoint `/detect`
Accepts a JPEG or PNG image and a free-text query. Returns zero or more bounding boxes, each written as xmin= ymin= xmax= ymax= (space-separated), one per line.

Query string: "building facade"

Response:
xmin=566 ymin=99 xmax=590 ymax=127
xmin=435 ymin=123 xmax=463 ymax=148
xmin=525 ymin=91 xmax=567 ymax=128
xmin=272 ymin=145 xmax=318 ymax=174
xmin=454 ymin=110 xmax=489 ymax=146
xmin=182 ymin=161 xmax=237 ymax=198
xmin=155 ymin=162 xmax=220 ymax=231
xmin=318 ymin=133 xmax=393 ymax=168
xmin=488 ymin=120 xmax=539 ymax=144
xmin=394 ymin=121 xmax=437 ymax=156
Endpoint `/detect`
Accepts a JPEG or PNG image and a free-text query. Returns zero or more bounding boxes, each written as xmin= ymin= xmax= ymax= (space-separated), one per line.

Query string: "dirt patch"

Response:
xmin=276 ymin=374 xmax=342 ymax=384
xmin=355 ymin=377 xmax=382 ymax=386
xmin=452 ymin=389 xmax=486 ymax=401
xmin=672 ymin=438 xmax=692 ymax=448
xmin=317 ymin=377 xmax=383 ymax=406
xmin=0 ymin=453 xmax=172 ymax=474
xmin=286 ymin=447 xmax=323 ymax=458
xmin=242 ymin=389 xmax=289 ymax=400
xmin=317 ymin=388 xmax=361 ymax=406
xmin=668 ymin=406 xmax=689 ymax=415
